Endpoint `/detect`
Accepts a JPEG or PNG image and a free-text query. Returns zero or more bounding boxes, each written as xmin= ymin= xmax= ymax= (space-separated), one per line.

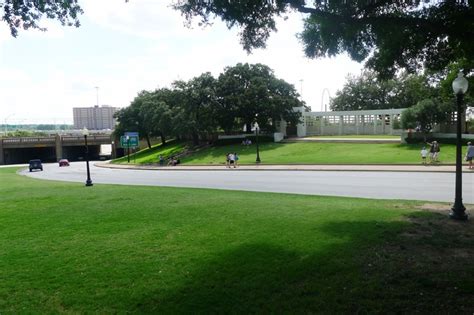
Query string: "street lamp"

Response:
xmin=126 ymin=135 xmax=130 ymax=163
xmin=254 ymin=114 xmax=261 ymax=163
xmin=82 ymin=127 xmax=93 ymax=187
xmin=450 ymin=71 xmax=469 ymax=221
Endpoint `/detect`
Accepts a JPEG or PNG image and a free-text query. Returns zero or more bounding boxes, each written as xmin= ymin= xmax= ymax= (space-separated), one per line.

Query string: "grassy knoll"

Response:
xmin=111 ymin=140 xmax=186 ymax=164
xmin=0 ymin=168 xmax=473 ymax=313
xmin=114 ymin=141 xmax=458 ymax=165
xmin=308 ymin=135 xmax=401 ymax=139
xmin=181 ymin=142 xmax=457 ymax=165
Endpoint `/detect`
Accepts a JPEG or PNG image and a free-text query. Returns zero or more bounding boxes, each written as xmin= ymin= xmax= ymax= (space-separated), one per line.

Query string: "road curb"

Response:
xmin=94 ymin=161 xmax=473 ymax=173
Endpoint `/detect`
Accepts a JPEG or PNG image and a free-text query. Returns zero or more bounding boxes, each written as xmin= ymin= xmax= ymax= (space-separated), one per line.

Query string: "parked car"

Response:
xmin=58 ymin=159 xmax=70 ymax=167
xmin=29 ymin=159 xmax=43 ymax=172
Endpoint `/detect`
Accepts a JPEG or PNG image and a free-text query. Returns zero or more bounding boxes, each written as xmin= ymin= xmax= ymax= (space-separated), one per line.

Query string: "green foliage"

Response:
xmin=401 ymin=98 xmax=453 ymax=133
xmin=217 ymin=63 xmax=303 ymax=132
xmin=1 ymin=0 xmax=83 ymax=37
xmin=114 ymin=63 xmax=303 ymax=145
xmin=330 ymin=71 xmax=437 ymax=111
xmin=175 ymin=1 xmax=474 ymax=77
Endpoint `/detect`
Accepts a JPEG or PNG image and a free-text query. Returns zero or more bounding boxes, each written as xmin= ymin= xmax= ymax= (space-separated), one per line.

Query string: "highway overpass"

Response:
xmin=0 ymin=135 xmax=118 ymax=165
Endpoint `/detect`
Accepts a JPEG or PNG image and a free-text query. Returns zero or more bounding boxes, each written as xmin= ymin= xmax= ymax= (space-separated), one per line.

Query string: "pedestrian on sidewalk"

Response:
xmin=466 ymin=142 xmax=474 ymax=169
xmin=229 ymin=153 xmax=236 ymax=168
xmin=234 ymin=152 xmax=239 ymax=168
xmin=225 ymin=153 xmax=230 ymax=168
xmin=420 ymin=147 xmax=428 ymax=165
xmin=427 ymin=140 xmax=440 ymax=163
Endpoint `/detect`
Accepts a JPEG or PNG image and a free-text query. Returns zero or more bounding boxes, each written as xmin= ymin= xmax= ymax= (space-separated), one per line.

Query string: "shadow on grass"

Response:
xmin=132 ymin=211 xmax=474 ymax=313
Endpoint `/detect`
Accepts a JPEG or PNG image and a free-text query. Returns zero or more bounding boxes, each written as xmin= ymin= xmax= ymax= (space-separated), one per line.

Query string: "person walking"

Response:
xmin=427 ymin=140 xmax=440 ymax=163
xmin=466 ymin=142 xmax=474 ymax=169
xmin=228 ymin=152 xmax=236 ymax=168
xmin=234 ymin=152 xmax=239 ymax=168
xmin=225 ymin=153 xmax=231 ymax=168
xmin=420 ymin=147 xmax=428 ymax=165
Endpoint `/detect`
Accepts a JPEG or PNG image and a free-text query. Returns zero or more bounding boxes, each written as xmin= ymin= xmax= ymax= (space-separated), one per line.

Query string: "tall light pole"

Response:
xmin=95 ymin=86 xmax=99 ymax=106
xmin=299 ymin=79 xmax=303 ymax=98
xmin=321 ymin=88 xmax=331 ymax=112
xmin=254 ymin=114 xmax=261 ymax=163
xmin=82 ymin=127 xmax=93 ymax=187
xmin=450 ymin=71 xmax=469 ymax=221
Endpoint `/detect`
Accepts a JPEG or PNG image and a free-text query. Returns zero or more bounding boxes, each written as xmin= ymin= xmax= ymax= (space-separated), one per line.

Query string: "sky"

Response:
xmin=0 ymin=0 xmax=363 ymax=125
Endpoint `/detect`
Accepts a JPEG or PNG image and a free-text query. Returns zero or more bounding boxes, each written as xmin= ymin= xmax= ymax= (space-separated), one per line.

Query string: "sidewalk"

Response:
xmin=96 ymin=161 xmax=474 ymax=173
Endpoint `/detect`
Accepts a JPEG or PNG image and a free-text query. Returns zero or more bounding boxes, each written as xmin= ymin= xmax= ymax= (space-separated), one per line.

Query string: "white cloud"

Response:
xmin=0 ymin=1 xmax=363 ymax=124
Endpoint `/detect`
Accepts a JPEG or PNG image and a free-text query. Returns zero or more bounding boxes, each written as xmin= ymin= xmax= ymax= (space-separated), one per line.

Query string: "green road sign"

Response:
xmin=120 ymin=135 xmax=139 ymax=148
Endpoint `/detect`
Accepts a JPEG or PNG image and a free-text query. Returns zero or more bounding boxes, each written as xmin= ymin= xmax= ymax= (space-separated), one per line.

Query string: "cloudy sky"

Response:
xmin=0 ymin=0 xmax=363 ymax=124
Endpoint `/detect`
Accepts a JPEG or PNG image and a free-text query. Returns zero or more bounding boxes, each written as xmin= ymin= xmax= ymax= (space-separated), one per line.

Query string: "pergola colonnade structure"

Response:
xmin=277 ymin=108 xmax=406 ymax=137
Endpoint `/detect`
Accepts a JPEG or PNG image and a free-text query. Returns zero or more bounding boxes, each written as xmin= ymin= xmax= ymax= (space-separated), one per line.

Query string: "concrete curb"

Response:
xmin=94 ymin=161 xmax=474 ymax=173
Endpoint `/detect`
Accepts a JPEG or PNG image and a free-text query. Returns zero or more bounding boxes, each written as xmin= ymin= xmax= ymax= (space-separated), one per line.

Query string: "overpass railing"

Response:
xmin=62 ymin=135 xmax=111 ymax=144
xmin=2 ymin=137 xmax=56 ymax=145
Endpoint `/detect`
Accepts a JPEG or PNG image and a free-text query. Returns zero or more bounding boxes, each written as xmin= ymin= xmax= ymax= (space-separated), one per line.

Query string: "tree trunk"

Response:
xmin=145 ymin=134 xmax=152 ymax=149
xmin=160 ymin=132 xmax=166 ymax=146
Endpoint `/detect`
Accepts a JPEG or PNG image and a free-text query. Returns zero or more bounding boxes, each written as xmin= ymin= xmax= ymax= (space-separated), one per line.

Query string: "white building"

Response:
xmin=73 ymin=105 xmax=118 ymax=130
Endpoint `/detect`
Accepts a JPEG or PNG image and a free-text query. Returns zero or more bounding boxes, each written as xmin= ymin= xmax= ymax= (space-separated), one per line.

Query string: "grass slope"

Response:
xmin=112 ymin=140 xmax=186 ymax=164
xmin=0 ymin=168 xmax=473 ymax=313
xmin=114 ymin=142 xmax=459 ymax=165
xmin=181 ymin=142 xmax=457 ymax=165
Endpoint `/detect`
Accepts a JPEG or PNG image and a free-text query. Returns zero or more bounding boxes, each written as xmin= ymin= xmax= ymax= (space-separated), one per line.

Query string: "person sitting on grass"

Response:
xmin=158 ymin=155 xmax=165 ymax=166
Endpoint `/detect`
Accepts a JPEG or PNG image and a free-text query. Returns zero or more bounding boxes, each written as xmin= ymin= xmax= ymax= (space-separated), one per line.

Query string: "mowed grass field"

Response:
xmin=113 ymin=141 xmax=459 ymax=165
xmin=1 ymin=168 xmax=473 ymax=313
xmin=181 ymin=142 xmax=457 ymax=165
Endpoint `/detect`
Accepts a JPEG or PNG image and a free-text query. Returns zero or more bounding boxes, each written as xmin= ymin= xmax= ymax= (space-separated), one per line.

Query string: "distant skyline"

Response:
xmin=0 ymin=0 xmax=363 ymax=124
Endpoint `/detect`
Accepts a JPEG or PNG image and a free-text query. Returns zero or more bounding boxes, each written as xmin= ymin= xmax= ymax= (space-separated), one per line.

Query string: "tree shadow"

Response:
xmin=130 ymin=211 xmax=474 ymax=313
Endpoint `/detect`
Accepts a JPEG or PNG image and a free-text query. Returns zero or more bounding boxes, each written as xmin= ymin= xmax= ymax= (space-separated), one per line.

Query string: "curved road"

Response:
xmin=19 ymin=162 xmax=474 ymax=203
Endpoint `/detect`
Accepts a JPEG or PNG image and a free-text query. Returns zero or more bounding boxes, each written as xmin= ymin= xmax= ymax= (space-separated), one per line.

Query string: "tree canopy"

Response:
xmin=114 ymin=63 xmax=304 ymax=145
xmin=174 ymin=0 xmax=474 ymax=77
xmin=1 ymin=0 xmax=83 ymax=37
xmin=330 ymin=71 xmax=437 ymax=111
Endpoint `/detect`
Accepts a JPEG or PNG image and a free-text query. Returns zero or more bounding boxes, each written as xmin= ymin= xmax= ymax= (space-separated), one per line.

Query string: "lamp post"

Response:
xmin=254 ymin=114 xmax=261 ymax=163
xmin=126 ymin=135 xmax=130 ymax=163
xmin=450 ymin=71 xmax=469 ymax=221
xmin=82 ymin=127 xmax=93 ymax=187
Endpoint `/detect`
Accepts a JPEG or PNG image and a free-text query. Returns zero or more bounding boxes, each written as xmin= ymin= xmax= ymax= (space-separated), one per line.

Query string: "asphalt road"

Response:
xmin=19 ymin=162 xmax=474 ymax=203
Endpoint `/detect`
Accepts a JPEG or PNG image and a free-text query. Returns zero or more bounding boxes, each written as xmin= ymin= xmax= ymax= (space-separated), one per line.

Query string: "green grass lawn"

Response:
xmin=114 ymin=141 xmax=458 ymax=165
xmin=308 ymin=135 xmax=401 ymax=139
xmin=181 ymin=142 xmax=457 ymax=165
xmin=0 ymin=168 xmax=473 ymax=313
xmin=112 ymin=140 xmax=187 ymax=164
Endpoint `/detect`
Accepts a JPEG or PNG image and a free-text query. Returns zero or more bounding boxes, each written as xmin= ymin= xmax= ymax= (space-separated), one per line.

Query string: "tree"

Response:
xmin=1 ymin=0 xmax=83 ymax=37
xmin=217 ymin=63 xmax=303 ymax=132
xmin=174 ymin=1 xmax=474 ymax=78
xmin=114 ymin=91 xmax=156 ymax=149
xmin=172 ymin=73 xmax=219 ymax=145
xmin=330 ymin=71 xmax=436 ymax=111
xmin=401 ymin=98 xmax=452 ymax=134
xmin=144 ymin=89 xmax=175 ymax=146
